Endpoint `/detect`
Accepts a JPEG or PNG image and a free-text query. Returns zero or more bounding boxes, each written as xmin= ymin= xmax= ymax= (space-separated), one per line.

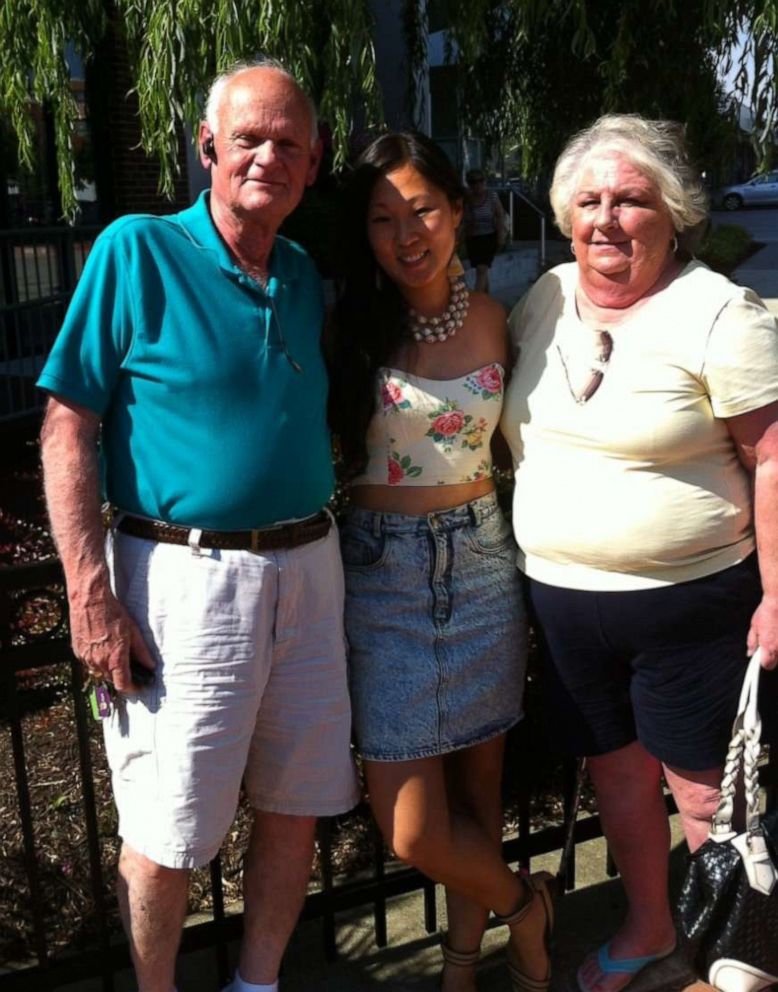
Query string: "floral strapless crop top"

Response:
xmin=351 ymin=362 xmax=505 ymax=487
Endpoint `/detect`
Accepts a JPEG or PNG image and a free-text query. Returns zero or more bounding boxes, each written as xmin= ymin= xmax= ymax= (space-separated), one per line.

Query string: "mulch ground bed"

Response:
xmin=0 ymin=438 xmax=591 ymax=967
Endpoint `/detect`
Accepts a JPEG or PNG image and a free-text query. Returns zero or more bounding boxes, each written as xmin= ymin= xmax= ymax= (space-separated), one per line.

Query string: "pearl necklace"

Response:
xmin=408 ymin=278 xmax=470 ymax=343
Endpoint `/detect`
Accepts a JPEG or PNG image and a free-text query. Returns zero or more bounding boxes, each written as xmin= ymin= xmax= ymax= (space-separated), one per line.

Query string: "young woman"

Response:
xmin=328 ymin=132 xmax=552 ymax=992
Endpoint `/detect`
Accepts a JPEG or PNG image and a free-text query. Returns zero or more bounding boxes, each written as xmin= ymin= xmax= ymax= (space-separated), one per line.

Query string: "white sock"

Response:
xmin=230 ymin=970 xmax=279 ymax=992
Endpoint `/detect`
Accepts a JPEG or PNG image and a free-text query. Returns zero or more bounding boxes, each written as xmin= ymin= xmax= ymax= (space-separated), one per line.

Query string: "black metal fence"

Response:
xmin=0 ymin=559 xmax=608 ymax=991
xmin=2 ymin=560 xmax=775 ymax=992
xmin=0 ymin=227 xmax=100 ymax=424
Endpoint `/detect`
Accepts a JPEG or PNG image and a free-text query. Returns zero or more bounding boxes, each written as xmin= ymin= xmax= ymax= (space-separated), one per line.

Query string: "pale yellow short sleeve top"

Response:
xmin=500 ymin=261 xmax=778 ymax=590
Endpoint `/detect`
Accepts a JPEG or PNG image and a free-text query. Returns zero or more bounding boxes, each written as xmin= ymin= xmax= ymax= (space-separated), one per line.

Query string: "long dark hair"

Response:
xmin=328 ymin=131 xmax=465 ymax=478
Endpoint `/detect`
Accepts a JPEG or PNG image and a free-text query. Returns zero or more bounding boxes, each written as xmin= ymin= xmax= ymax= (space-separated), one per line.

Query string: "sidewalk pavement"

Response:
xmin=732 ymin=241 xmax=778 ymax=316
xmin=57 ymin=818 xmax=714 ymax=992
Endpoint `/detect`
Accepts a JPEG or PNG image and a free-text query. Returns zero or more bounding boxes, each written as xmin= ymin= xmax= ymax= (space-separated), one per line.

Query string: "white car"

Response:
xmin=717 ymin=171 xmax=778 ymax=210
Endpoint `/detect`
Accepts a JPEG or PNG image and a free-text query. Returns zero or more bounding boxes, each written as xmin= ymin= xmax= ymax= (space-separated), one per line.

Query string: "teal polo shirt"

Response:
xmin=37 ymin=191 xmax=335 ymax=529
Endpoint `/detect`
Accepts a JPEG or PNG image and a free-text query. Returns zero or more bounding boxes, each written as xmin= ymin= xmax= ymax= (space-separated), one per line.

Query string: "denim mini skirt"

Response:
xmin=341 ymin=491 xmax=528 ymax=761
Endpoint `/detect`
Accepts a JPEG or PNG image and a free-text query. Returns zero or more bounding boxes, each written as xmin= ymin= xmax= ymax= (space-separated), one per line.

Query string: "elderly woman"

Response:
xmin=501 ymin=114 xmax=778 ymax=992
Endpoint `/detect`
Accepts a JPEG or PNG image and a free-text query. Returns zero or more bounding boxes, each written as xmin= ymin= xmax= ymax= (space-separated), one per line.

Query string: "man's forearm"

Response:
xmin=40 ymin=399 xmax=110 ymax=599
xmin=39 ymin=397 xmax=149 ymax=690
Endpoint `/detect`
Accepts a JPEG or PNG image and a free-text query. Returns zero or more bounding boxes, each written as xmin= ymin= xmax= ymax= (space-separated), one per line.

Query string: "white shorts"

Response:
xmin=103 ymin=526 xmax=360 ymax=869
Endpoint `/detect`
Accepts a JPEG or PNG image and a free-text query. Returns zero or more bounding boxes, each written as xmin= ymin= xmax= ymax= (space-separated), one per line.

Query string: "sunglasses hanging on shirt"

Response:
xmin=556 ymin=329 xmax=613 ymax=405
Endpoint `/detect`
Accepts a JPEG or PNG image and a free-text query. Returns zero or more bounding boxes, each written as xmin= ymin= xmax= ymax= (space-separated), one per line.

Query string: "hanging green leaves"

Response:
xmin=0 ymin=0 xmax=382 ymax=222
xmin=1 ymin=0 xmax=776 ymax=222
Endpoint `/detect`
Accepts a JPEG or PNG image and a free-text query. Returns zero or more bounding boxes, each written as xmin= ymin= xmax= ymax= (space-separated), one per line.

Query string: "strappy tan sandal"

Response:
xmin=495 ymin=871 xmax=555 ymax=992
xmin=440 ymin=938 xmax=481 ymax=989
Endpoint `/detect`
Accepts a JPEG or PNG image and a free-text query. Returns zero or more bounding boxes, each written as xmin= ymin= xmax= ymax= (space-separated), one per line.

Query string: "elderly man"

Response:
xmin=37 ymin=60 xmax=359 ymax=992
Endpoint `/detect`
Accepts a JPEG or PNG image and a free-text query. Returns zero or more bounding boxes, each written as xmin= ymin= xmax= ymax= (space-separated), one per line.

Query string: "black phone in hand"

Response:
xmin=130 ymin=655 xmax=155 ymax=686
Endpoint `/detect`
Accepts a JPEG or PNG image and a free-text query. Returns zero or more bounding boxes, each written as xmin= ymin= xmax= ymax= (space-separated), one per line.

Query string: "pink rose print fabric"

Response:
xmin=388 ymin=446 xmax=422 ymax=484
xmin=426 ymin=400 xmax=488 ymax=453
xmin=360 ymin=364 xmax=505 ymax=486
xmin=464 ymin=363 xmax=504 ymax=400
xmin=430 ymin=409 xmax=465 ymax=437
xmin=382 ymin=380 xmax=411 ymax=413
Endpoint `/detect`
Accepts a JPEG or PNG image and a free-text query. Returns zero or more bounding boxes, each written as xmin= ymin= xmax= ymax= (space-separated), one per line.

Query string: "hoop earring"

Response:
xmin=570 ymin=243 xmax=576 ymax=256
xmin=671 ymin=235 xmax=679 ymax=254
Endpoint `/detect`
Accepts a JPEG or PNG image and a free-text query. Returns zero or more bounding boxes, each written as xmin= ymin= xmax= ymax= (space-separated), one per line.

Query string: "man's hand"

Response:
xmin=71 ymin=585 xmax=156 ymax=693
xmin=40 ymin=396 xmax=156 ymax=693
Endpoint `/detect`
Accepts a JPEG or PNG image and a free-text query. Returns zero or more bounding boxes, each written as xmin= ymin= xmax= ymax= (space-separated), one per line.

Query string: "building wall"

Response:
xmin=91 ymin=13 xmax=191 ymax=218
xmin=370 ymin=0 xmax=430 ymax=132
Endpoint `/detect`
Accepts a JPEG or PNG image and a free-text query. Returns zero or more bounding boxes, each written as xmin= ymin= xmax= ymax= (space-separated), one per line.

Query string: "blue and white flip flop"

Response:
xmin=577 ymin=940 xmax=677 ymax=992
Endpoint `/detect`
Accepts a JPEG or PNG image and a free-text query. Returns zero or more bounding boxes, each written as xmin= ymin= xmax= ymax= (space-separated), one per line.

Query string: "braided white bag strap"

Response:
xmin=710 ymin=649 xmax=763 ymax=838
xmin=709 ymin=649 xmax=776 ymax=895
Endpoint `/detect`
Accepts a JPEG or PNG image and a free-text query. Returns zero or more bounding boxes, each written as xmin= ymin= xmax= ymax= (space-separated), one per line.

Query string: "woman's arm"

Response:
xmin=462 ymin=193 xmax=474 ymax=238
xmin=493 ymin=192 xmax=505 ymax=227
xmin=492 ymin=193 xmax=506 ymax=247
xmin=726 ymin=399 xmax=778 ymax=670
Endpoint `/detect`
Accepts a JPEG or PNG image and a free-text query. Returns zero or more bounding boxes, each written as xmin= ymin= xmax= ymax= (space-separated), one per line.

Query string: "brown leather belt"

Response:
xmin=116 ymin=510 xmax=331 ymax=552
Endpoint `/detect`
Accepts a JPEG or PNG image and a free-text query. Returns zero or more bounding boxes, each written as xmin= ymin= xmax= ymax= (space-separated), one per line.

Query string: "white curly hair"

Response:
xmin=550 ymin=114 xmax=708 ymax=244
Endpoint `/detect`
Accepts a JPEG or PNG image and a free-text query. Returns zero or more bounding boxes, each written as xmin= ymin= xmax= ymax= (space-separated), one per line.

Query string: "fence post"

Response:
xmin=68 ymin=658 xmax=115 ymax=992
xmin=0 ymin=233 xmax=17 ymax=306
xmin=1 ymin=590 xmax=51 ymax=971
xmin=208 ymin=855 xmax=230 ymax=985
xmin=58 ymin=228 xmax=77 ymax=296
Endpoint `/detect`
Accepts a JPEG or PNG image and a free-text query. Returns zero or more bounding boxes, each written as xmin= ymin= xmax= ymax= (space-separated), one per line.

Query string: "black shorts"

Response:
xmin=528 ymin=555 xmax=777 ymax=770
xmin=466 ymin=233 xmax=498 ymax=267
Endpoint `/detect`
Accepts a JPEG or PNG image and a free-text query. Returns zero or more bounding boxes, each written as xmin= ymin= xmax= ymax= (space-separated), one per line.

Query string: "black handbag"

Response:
xmin=676 ymin=650 xmax=778 ymax=992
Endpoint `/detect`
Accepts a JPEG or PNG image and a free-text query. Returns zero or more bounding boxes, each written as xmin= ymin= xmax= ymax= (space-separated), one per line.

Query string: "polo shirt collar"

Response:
xmin=176 ymin=190 xmax=301 ymax=286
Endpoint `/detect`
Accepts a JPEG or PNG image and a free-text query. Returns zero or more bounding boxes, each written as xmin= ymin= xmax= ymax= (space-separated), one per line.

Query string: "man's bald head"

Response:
xmin=205 ymin=58 xmax=318 ymax=146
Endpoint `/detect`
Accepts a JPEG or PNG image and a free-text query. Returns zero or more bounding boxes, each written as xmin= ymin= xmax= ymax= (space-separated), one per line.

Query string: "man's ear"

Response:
xmin=198 ymin=122 xmax=215 ymax=168
xmin=305 ymin=138 xmax=324 ymax=187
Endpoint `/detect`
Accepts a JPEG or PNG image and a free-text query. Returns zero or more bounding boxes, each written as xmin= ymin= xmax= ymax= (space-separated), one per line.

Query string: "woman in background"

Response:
xmin=464 ymin=169 xmax=506 ymax=293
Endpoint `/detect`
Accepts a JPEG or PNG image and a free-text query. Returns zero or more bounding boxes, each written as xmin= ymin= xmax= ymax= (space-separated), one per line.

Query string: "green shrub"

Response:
xmin=698 ymin=224 xmax=753 ymax=274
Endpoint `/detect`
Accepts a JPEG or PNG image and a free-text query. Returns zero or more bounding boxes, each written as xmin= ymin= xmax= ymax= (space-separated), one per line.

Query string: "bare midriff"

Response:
xmin=350 ymin=477 xmax=496 ymax=516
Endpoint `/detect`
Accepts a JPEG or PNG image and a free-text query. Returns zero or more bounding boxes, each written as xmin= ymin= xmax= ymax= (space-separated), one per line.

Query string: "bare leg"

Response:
xmin=117 ymin=843 xmax=189 ymax=992
xmin=366 ymin=752 xmax=548 ymax=984
xmin=577 ymin=742 xmax=677 ymax=992
xmin=663 ymin=764 xmax=723 ymax=852
xmin=237 ymin=811 xmax=316 ymax=984
xmin=441 ymin=737 xmax=506 ymax=992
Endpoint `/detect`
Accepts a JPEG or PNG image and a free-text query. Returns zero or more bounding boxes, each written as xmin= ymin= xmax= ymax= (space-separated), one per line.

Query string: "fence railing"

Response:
xmin=2 ymin=560 xmax=775 ymax=991
xmin=0 ymin=227 xmax=101 ymax=425
xmin=491 ymin=184 xmax=549 ymax=271
xmin=0 ymin=559 xmax=606 ymax=991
